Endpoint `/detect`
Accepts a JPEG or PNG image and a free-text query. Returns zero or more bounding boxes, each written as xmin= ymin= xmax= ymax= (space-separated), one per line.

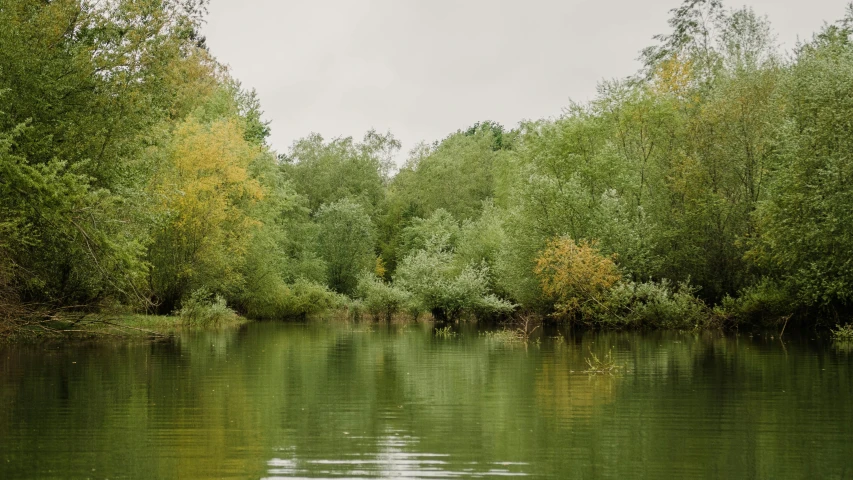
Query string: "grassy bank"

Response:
xmin=1 ymin=313 xmax=250 ymax=343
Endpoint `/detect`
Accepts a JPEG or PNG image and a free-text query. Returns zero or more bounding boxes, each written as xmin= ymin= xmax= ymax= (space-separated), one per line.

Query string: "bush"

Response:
xmin=395 ymin=247 xmax=514 ymax=322
xmin=240 ymin=278 xmax=344 ymax=319
xmin=355 ymin=273 xmax=412 ymax=321
xmin=278 ymin=279 xmax=346 ymax=318
xmin=719 ymin=279 xmax=792 ymax=325
xmin=534 ymin=237 xmax=621 ymax=323
xmin=831 ymin=324 xmax=853 ymax=341
xmin=605 ymin=279 xmax=709 ymax=329
xmin=177 ymin=288 xmax=239 ymax=327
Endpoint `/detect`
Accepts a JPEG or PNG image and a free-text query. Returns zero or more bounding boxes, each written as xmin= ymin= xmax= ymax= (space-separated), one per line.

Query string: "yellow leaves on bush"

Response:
xmin=534 ymin=237 xmax=621 ymax=321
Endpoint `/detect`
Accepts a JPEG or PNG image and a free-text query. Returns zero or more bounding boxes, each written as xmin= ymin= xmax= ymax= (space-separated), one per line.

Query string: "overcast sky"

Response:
xmin=202 ymin=0 xmax=847 ymax=159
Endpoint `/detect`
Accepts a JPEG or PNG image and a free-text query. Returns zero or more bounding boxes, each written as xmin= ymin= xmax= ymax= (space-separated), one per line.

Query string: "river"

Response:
xmin=1 ymin=321 xmax=851 ymax=479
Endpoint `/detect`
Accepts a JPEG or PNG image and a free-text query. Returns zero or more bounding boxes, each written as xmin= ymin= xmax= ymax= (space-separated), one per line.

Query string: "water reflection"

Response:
xmin=1 ymin=323 xmax=852 ymax=479
xmin=267 ymin=430 xmax=528 ymax=478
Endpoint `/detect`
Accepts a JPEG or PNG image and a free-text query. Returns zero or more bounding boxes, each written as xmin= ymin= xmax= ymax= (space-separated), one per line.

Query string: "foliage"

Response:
xmin=315 ymin=198 xmax=377 ymax=295
xmin=434 ymin=325 xmax=457 ymax=339
xmin=399 ymin=209 xmax=460 ymax=257
xmin=719 ymin=279 xmax=792 ymax=325
xmin=482 ymin=328 xmax=528 ymax=346
xmin=395 ymin=244 xmax=514 ymax=322
xmin=177 ymin=288 xmax=239 ymax=327
xmin=534 ymin=238 xmax=622 ymax=322
xmin=483 ymin=315 xmax=541 ymax=346
xmin=355 ymin=273 xmax=412 ymax=322
xmin=831 ymin=324 xmax=853 ymax=341
xmin=6 ymin=0 xmax=853 ymax=337
xmin=389 ymin=127 xmax=504 ymax=221
xmin=148 ymin=116 xmax=263 ymax=312
xmin=604 ymin=279 xmax=710 ymax=329
xmin=750 ymin=22 xmax=853 ymax=309
xmin=281 ymin=131 xmax=399 ymax=215
xmin=244 ymin=278 xmax=344 ymax=320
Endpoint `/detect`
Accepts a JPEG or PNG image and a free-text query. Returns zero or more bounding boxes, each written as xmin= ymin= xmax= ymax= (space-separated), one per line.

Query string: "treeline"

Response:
xmin=2 ymin=0 xmax=853 ymax=334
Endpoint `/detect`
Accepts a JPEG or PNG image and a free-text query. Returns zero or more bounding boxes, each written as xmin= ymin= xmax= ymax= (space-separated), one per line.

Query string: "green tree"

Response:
xmin=752 ymin=21 xmax=853 ymax=311
xmin=316 ymin=198 xmax=377 ymax=295
xmin=282 ymin=131 xmax=399 ymax=215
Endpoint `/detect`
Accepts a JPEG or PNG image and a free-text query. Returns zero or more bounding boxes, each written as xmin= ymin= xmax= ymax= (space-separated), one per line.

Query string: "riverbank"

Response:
xmin=0 ymin=313 xmax=250 ymax=343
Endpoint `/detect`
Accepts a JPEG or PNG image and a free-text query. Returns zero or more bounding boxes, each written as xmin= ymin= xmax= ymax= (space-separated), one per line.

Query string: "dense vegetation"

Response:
xmin=2 ymin=0 xmax=853 ymax=337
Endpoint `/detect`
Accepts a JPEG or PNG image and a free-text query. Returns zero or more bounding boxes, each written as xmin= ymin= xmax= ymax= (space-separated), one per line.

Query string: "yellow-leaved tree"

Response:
xmin=149 ymin=117 xmax=263 ymax=313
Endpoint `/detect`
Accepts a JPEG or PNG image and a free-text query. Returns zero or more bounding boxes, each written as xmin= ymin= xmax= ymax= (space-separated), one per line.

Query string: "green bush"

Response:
xmin=177 ymin=288 xmax=239 ymax=327
xmin=831 ymin=324 xmax=853 ymax=341
xmin=355 ymin=273 xmax=412 ymax=322
xmin=241 ymin=278 xmax=344 ymax=319
xmin=604 ymin=279 xmax=709 ymax=329
xmin=278 ymin=279 xmax=346 ymax=318
xmin=720 ymin=279 xmax=792 ymax=325
xmin=395 ymin=247 xmax=514 ymax=322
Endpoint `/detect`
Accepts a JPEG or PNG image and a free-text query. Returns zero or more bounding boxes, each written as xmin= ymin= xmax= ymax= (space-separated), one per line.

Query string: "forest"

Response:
xmin=2 ymin=0 xmax=853 ymax=338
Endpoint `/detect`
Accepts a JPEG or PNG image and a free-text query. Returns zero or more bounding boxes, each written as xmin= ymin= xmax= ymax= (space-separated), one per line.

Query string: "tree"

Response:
xmin=148 ymin=117 xmax=263 ymax=312
xmin=315 ymin=198 xmax=376 ymax=295
xmin=282 ymin=131 xmax=399 ymax=215
xmin=751 ymin=22 xmax=853 ymax=310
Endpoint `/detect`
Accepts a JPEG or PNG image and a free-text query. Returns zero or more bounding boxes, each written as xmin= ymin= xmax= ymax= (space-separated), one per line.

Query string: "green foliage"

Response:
xmin=482 ymin=328 xmax=528 ymax=346
xmin=315 ymin=198 xmax=377 ymax=295
xmin=604 ymin=279 xmax=710 ymax=329
xmin=395 ymin=244 xmax=514 ymax=322
xmin=584 ymin=347 xmax=622 ymax=375
xmin=355 ymin=273 xmax=412 ymax=322
xmin=177 ymin=288 xmax=239 ymax=327
xmin=455 ymin=202 xmax=506 ymax=275
xmin=0 ymin=131 xmax=150 ymax=306
xmin=281 ymin=131 xmax=399 ymax=215
xmin=6 ymin=0 xmax=853 ymax=336
xmin=390 ymin=128 xmax=502 ymax=221
xmin=399 ymin=209 xmax=460 ymax=257
xmin=831 ymin=324 xmax=853 ymax=341
xmin=719 ymin=279 xmax=792 ymax=325
xmin=751 ymin=22 xmax=853 ymax=308
xmin=434 ymin=325 xmax=457 ymax=338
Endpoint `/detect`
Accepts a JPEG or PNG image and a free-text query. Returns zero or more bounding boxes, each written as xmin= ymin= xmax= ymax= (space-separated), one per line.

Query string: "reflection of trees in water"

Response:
xmin=1 ymin=324 xmax=851 ymax=478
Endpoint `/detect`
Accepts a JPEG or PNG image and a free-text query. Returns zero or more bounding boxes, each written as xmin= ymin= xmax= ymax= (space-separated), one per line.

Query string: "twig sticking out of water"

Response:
xmin=584 ymin=347 xmax=621 ymax=375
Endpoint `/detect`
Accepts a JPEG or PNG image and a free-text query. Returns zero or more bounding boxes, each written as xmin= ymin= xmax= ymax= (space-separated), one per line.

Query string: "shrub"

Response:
xmin=605 ymin=279 xmax=709 ymax=329
xmin=719 ymin=279 xmax=792 ymax=325
xmin=534 ymin=237 xmax=621 ymax=323
xmin=831 ymin=324 xmax=853 ymax=342
xmin=395 ymin=247 xmax=514 ymax=322
xmin=355 ymin=273 xmax=412 ymax=322
xmin=177 ymin=288 xmax=239 ymax=327
xmin=279 ymin=278 xmax=346 ymax=318
xmin=241 ymin=278 xmax=344 ymax=319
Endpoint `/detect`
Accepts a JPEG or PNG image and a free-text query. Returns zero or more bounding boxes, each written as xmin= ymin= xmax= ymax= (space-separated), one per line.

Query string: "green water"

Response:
xmin=1 ymin=322 xmax=852 ymax=479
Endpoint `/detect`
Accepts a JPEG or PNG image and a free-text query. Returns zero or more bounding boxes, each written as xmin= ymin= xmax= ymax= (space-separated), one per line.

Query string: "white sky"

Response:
xmin=202 ymin=0 xmax=847 ymax=159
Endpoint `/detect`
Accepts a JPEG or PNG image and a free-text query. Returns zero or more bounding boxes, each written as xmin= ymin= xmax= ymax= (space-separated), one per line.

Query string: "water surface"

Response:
xmin=1 ymin=322 xmax=851 ymax=479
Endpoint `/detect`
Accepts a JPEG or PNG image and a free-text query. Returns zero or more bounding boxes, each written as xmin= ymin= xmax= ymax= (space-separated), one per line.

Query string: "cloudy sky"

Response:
xmin=202 ymin=0 xmax=846 ymax=159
